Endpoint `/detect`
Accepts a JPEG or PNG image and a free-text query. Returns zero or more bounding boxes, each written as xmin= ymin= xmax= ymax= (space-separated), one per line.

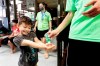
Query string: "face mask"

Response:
xmin=39 ymin=7 xmax=44 ymax=11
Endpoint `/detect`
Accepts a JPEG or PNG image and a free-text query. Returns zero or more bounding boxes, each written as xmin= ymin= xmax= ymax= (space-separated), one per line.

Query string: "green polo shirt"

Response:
xmin=66 ymin=0 xmax=100 ymax=42
xmin=36 ymin=11 xmax=52 ymax=31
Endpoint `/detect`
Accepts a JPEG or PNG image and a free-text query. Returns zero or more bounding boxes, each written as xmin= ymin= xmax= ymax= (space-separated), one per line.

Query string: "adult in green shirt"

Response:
xmin=34 ymin=2 xmax=52 ymax=59
xmin=48 ymin=0 xmax=100 ymax=66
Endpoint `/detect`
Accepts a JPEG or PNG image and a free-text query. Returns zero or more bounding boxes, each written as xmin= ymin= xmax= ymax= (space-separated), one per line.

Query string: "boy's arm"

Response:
xmin=34 ymin=37 xmax=56 ymax=51
xmin=21 ymin=38 xmax=46 ymax=49
xmin=20 ymin=37 xmax=55 ymax=50
xmin=56 ymin=11 xmax=74 ymax=33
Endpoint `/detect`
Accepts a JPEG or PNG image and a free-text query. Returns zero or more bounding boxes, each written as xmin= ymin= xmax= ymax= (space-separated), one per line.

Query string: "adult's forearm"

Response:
xmin=56 ymin=12 xmax=74 ymax=33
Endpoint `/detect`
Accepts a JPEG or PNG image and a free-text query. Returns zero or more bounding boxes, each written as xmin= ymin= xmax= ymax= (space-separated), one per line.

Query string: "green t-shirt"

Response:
xmin=36 ymin=11 xmax=52 ymax=31
xmin=66 ymin=0 xmax=100 ymax=42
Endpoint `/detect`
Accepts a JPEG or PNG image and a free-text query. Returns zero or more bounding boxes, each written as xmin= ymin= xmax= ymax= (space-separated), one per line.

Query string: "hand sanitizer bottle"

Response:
xmin=44 ymin=33 xmax=51 ymax=43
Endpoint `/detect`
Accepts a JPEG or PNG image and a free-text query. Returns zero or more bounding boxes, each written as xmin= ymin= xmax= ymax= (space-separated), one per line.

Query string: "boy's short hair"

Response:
xmin=19 ymin=16 xmax=32 ymax=26
xmin=12 ymin=19 xmax=18 ymax=24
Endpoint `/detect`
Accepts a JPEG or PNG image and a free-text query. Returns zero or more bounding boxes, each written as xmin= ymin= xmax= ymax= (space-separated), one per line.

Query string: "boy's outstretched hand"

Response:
xmin=45 ymin=43 xmax=56 ymax=52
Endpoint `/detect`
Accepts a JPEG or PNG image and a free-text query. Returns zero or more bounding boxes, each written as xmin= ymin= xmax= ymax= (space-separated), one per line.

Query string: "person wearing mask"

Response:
xmin=34 ymin=2 xmax=52 ymax=59
xmin=13 ymin=16 xmax=55 ymax=66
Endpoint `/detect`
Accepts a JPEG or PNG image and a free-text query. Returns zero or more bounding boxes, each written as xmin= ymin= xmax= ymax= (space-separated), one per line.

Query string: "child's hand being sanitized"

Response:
xmin=45 ymin=43 xmax=56 ymax=52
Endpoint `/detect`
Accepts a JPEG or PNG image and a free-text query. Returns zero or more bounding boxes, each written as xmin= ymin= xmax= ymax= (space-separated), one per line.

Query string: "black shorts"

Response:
xmin=36 ymin=29 xmax=49 ymax=39
xmin=67 ymin=39 xmax=100 ymax=66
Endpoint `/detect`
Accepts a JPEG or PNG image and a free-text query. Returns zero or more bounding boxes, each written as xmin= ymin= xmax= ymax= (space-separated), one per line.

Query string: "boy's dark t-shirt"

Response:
xmin=13 ymin=32 xmax=38 ymax=66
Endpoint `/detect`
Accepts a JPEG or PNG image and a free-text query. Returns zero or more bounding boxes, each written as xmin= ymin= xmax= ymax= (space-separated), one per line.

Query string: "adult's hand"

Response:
xmin=82 ymin=0 xmax=100 ymax=17
xmin=48 ymin=29 xmax=59 ymax=39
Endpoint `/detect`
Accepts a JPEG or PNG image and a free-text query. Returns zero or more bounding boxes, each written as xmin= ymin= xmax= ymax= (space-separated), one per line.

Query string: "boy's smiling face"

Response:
xmin=18 ymin=23 xmax=31 ymax=35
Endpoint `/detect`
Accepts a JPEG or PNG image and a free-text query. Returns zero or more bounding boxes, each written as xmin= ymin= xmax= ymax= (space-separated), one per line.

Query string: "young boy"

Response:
xmin=34 ymin=2 xmax=52 ymax=59
xmin=13 ymin=16 xmax=55 ymax=66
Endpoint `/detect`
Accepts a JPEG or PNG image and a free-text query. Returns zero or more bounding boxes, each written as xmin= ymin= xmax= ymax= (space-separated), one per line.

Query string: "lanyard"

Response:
xmin=41 ymin=12 xmax=45 ymax=21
